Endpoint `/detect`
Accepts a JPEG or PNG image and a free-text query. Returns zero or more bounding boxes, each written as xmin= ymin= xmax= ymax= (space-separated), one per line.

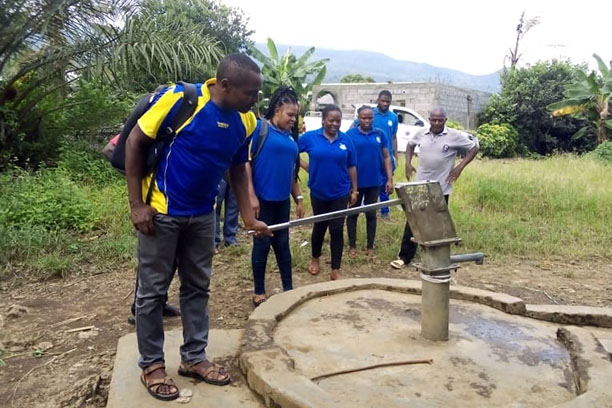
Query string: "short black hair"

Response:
xmin=265 ymin=86 xmax=298 ymax=120
xmin=216 ymin=53 xmax=260 ymax=85
xmin=322 ymin=104 xmax=342 ymax=119
xmin=378 ymin=90 xmax=392 ymax=99
xmin=357 ymin=105 xmax=373 ymax=115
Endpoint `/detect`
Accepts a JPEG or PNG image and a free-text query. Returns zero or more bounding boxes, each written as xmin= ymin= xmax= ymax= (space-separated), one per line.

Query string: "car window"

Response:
xmin=394 ymin=110 xmax=420 ymax=126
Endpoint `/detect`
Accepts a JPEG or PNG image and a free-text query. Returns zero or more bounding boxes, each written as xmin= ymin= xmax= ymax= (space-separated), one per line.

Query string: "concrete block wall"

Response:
xmin=311 ymin=82 xmax=491 ymax=130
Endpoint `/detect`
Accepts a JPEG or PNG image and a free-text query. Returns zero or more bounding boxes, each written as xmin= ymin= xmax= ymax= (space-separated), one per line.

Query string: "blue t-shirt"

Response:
xmin=346 ymin=126 xmax=388 ymax=189
xmin=137 ymin=79 xmax=257 ymax=216
xmin=250 ymin=120 xmax=298 ymax=201
xmin=372 ymin=107 xmax=398 ymax=169
xmin=298 ymin=128 xmax=356 ymax=201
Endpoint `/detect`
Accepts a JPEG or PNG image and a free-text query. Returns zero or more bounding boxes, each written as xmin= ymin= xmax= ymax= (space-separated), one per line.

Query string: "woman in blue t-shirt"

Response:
xmin=345 ymin=105 xmax=393 ymax=257
xmin=299 ymin=105 xmax=358 ymax=280
xmin=249 ymin=87 xmax=305 ymax=307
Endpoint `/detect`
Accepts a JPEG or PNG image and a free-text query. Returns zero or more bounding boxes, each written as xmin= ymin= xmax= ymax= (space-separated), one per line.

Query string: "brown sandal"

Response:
xmin=178 ymin=361 xmax=231 ymax=386
xmin=308 ymin=258 xmax=320 ymax=275
xmin=140 ymin=362 xmax=179 ymax=401
xmin=252 ymin=294 xmax=267 ymax=307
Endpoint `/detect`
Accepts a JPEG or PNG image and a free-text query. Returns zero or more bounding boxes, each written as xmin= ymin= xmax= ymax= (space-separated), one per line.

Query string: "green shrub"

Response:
xmin=0 ymin=168 xmax=98 ymax=232
xmin=446 ymin=119 xmax=464 ymax=130
xmin=57 ymin=141 xmax=121 ymax=186
xmin=591 ymin=141 xmax=612 ymax=164
xmin=476 ymin=123 xmax=518 ymax=158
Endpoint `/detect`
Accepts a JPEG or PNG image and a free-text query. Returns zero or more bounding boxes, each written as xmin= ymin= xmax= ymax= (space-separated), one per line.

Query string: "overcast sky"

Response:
xmin=221 ymin=0 xmax=610 ymax=76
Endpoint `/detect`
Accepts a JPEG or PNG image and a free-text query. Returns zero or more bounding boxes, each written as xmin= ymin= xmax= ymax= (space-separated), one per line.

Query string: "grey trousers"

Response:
xmin=135 ymin=212 xmax=215 ymax=368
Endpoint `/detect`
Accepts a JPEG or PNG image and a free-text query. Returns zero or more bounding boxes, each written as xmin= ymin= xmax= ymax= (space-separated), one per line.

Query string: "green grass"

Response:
xmin=451 ymin=156 xmax=612 ymax=259
xmin=1 ymin=147 xmax=611 ymax=281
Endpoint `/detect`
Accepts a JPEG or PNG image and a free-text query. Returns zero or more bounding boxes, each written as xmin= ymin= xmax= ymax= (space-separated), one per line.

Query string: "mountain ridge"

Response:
xmin=255 ymin=43 xmax=501 ymax=93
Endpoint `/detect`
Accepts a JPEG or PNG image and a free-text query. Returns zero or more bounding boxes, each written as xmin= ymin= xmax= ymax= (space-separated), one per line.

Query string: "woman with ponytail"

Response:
xmin=249 ymin=86 xmax=304 ymax=307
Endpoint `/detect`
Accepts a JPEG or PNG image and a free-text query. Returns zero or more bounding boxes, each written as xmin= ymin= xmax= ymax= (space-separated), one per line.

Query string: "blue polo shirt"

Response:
xmin=250 ymin=120 xmax=298 ymax=201
xmin=373 ymin=107 xmax=398 ymax=169
xmin=137 ymin=79 xmax=257 ymax=216
xmin=298 ymin=128 xmax=356 ymax=201
xmin=346 ymin=126 xmax=388 ymax=189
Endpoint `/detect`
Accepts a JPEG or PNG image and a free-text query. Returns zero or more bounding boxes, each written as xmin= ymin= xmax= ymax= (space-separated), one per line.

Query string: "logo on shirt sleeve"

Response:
xmin=376 ymin=136 xmax=381 ymax=143
xmin=339 ymin=143 xmax=347 ymax=150
xmin=217 ymin=121 xmax=229 ymax=128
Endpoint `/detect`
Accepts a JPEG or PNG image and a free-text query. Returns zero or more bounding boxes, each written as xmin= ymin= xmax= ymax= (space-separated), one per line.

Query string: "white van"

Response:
xmin=303 ymin=105 xmax=429 ymax=152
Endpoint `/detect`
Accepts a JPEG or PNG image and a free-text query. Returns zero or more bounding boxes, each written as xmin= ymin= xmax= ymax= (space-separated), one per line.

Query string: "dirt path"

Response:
xmin=1 ymin=246 xmax=610 ymax=407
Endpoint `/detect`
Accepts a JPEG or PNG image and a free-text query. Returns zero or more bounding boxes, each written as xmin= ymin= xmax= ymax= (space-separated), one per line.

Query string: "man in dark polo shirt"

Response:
xmin=125 ymin=53 xmax=271 ymax=400
xmin=390 ymin=107 xmax=478 ymax=269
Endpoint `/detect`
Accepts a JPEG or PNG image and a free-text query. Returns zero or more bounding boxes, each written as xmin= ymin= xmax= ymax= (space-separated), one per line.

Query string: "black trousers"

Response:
xmin=311 ymin=194 xmax=349 ymax=270
xmin=399 ymin=194 xmax=449 ymax=262
xmin=346 ymin=186 xmax=379 ymax=249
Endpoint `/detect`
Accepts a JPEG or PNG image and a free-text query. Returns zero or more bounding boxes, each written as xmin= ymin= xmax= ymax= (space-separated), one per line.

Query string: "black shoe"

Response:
xmin=162 ymin=303 xmax=180 ymax=317
xmin=127 ymin=315 xmax=135 ymax=326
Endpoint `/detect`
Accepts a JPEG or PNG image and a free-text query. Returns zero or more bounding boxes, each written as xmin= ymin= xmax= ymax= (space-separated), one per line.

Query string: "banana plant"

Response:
xmin=249 ymin=38 xmax=328 ymax=114
xmin=549 ymin=54 xmax=612 ymax=144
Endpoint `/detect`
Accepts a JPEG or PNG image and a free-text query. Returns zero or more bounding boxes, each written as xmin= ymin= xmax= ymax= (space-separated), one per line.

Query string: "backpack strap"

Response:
xmin=250 ymin=120 xmax=269 ymax=163
xmin=144 ymin=82 xmax=198 ymax=205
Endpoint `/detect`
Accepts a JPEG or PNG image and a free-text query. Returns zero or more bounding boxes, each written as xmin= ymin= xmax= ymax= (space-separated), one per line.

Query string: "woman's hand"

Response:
xmin=349 ymin=190 xmax=359 ymax=206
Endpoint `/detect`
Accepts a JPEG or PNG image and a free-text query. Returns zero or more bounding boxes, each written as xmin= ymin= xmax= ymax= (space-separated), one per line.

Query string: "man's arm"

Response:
xmin=392 ymin=134 xmax=398 ymax=165
xmin=244 ymin=163 xmax=260 ymax=219
xmin=404 ymin=144 xmax=416 ymax=180
xmin=382 ymin=147 xmax=393 ymax=193
xmin=229 ymin=163 xmax=271 ymax=236
xmin=447 ymin=145 xmax=479 ymax=183
xmin=125 ymin=124 xmax=156 ymax=235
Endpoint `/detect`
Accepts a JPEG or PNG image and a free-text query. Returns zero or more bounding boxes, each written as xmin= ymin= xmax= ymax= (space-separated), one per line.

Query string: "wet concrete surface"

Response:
xmin=272 ymin=290 xmax=584 ymax=407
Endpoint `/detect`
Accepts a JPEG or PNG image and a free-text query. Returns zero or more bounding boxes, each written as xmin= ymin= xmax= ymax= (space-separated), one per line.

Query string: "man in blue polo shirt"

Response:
xmin=125 ymin=53 xmax=270 ymax=401
xmin=372 ymin=90 xmax=399 ymax=218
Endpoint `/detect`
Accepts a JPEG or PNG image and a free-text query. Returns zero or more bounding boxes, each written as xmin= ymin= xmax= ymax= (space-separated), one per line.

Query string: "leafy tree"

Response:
xmin=549 ymin=54 xmax=612 ymax=145
xmin=479 ymin=60 xmax=590 ymax=155
xmin=340 ymin=74 xmax=375 ymax=83
xmin=140 ymin=0 xmax=253 ymax=53
xmin=249 ymin=38 xmax=328 ymax=114
xmin=0 ymin=0 xmax=252 ymax=167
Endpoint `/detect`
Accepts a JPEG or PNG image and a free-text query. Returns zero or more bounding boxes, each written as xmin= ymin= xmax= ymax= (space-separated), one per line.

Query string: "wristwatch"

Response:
xmin=295 ymin=195 xmax=304 ymax=201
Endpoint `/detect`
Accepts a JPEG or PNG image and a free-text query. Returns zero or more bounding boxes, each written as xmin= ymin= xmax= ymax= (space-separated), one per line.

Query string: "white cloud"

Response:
xmin=221 ymin=0 xmax=610 ymax=75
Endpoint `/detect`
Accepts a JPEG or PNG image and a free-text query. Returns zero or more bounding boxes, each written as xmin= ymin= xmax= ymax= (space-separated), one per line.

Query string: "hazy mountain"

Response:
xmin=256 ymin=43 xmax=501 ymax=93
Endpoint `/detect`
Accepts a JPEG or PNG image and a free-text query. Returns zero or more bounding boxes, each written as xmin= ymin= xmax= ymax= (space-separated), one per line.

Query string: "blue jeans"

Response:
xmin=379 ymin=173 xmax=391 ymax=216
xmin=379 ymin=160 xmax=396 ymax=216
xmin=251 ymin=199 xmax=292 ymax=295
xmin=135 ymin=213 xmax=215 ymax=368
xmin=215 ymin=178 xmax=239 ymax=246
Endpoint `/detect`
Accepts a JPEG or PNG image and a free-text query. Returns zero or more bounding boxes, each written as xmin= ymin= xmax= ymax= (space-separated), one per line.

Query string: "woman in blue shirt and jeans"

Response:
xmin=346 ymin=105 xmax=393 ymax=257
xmin=249 ymin=87 xmax=305 ymax=306
xmin=299 ymin=105 xmax=358 ymax=280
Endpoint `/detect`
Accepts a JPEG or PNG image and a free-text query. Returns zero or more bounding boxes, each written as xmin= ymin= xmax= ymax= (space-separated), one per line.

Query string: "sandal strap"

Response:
xmin=181 ymin=361 xmax=226 ymax=378
xmin=143 ymin=362 xmax=166 ymax=376
xmin=145 ymin=375 xmax=175 ymax=387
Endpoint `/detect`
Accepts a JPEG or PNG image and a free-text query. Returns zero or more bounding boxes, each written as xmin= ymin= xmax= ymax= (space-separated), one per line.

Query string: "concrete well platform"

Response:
xmin=240 ymin=279 xmax=612 ymax=408
xmin=106 ymin=329 xmax=264 ymax=407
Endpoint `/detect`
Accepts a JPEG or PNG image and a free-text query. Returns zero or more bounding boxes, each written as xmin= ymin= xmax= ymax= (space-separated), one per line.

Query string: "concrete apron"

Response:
xmin=240 ymin=278 xmax=612 ymax=408
xmin=106 ymin=329 xmax=264 ymax=408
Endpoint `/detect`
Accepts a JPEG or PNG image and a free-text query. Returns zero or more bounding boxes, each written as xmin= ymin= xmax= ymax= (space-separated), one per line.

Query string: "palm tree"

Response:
xmin=249 ymin=38 xmax=328 ymax=113
xmin=549 ymin=54 xmax=612 ymax=144
xmin=0 ymin=0 xmax=226 ymax=166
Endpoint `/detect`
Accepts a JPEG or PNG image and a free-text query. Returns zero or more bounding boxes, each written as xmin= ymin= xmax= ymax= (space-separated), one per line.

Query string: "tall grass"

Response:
xmin=452 ymin=156 xmax=612 ymax=259
xmin=1 ymin=148 xmax=610 ymax=281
